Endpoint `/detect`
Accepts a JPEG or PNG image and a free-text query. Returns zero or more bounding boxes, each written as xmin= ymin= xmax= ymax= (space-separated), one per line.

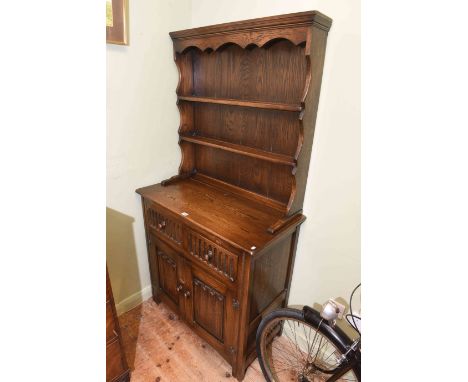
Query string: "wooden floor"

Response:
xmin=119 ymin=298 xmax=265 ymax=382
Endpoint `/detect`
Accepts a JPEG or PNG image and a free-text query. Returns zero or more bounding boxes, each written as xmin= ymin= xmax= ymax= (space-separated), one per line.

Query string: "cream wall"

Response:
xmin=107 ymin=0 xmax=191 ymax=314
xmin=191 ymin=0 xmax=361 ymax=321
xmin=107 ymin=0 xmax=360 ymax=321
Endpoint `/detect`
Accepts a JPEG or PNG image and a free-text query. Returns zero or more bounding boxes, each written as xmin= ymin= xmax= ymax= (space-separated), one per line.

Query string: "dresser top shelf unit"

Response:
xmin=158 ymin=10 xmax=331 ymax=237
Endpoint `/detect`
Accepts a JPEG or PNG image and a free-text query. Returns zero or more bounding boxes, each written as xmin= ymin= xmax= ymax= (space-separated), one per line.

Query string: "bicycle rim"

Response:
xmin=258 ymin=312 xmax=359 ymax=382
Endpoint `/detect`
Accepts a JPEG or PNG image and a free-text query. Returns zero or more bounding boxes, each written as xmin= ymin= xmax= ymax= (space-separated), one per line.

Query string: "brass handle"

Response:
xmin=204 ymin=249 xmax=213 ymax=261
xmin=184 ymin=290 xmax=191 ymax=298
xmin=158 ymin=221 xmax=166 ymax=230
xmin=176 ymin=284 xmax=183 ymax=292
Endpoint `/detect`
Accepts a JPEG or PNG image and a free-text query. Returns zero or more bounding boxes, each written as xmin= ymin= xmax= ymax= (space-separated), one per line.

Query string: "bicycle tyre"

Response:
xmin=256 ymin=307 xmax=360 ymax=382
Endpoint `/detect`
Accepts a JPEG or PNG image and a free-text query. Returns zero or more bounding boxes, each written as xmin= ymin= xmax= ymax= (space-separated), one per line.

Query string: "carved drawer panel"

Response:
xmin=187 ymin=230 xmax=238 ymax=283
xmin=146 ymin=205 xmax=182 ymax=245
xmin=193 ymin=278 xmax=225 ymax=342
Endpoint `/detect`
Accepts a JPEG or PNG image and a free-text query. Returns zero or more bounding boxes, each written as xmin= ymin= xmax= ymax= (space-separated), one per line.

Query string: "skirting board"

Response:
xmin=115 ymin=285 xmax=152 ymax=316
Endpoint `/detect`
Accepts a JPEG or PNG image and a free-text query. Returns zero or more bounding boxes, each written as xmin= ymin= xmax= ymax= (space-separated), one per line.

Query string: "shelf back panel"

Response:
xmin=185 ymin=40 xmax=307 ymax=104
xmin=194 ymin=146 xmax=293 ymax=205
xmin=191 ymin=103 xmax=300 ymax=157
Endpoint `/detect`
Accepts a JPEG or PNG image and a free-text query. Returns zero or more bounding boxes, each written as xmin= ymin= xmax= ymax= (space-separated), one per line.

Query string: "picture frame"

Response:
xmin=106 ymin=0 xmax=128 ymax=45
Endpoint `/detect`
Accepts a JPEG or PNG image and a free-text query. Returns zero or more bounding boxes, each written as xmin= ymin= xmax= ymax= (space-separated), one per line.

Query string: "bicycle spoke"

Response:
xmin=315 ymin=341 xmax=336 ymax=369
xmin=271 ymin=337 xmax=308 ymax=378
xmin=270 ymin=345 xmax=302 ymax=370
xmin=285 ymin=320 xmax=308 ymax=364
xmin=260 ymin=316 xmax=359 ymax=382
xmin=271 ymin=337 xmax=304 ymax=367
xmin=304 ymin=321 xmax=315 ymax=359
xmin=323 ymin=347 xmax=339 ymax=363
xmin=309 ymin=323 xmax=322 ymax=361
xmin=270 ymin=337 xmax=306 ymax=373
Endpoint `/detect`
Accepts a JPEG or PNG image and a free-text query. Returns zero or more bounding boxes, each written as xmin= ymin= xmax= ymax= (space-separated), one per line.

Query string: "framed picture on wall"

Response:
xmin=106 ymin=0 xmax=128 ymax=45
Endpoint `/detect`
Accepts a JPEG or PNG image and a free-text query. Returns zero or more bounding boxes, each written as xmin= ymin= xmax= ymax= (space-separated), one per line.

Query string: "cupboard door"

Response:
xmin=193 ymin=277 xmax=225 ymax=342
xmin=151 ymin=236 xmax=181 ymax=307
xmin=188 ymin=267 xmax=239 ymax=354
xmin=176 ymin=256 xmax=193 ymax=323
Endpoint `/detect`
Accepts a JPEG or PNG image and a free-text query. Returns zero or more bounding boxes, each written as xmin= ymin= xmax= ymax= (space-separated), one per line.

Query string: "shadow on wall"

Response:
xmin=107 ymin=207 xmax=145 ymax=370
xmin=106 ymin=207 xmax=142 ymax=313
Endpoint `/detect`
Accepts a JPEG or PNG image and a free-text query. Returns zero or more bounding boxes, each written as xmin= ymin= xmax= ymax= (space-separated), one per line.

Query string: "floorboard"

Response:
xmin=119 ymin=298 xmax=266 ymax=382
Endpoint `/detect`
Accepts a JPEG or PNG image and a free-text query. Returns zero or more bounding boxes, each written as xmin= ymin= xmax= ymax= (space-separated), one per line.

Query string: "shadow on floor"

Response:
xmin=118 ymin=304 xmax=143 ymax=370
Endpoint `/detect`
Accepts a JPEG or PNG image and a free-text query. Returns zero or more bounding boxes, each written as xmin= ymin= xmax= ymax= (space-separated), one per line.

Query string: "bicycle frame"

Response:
xmin=303 ymin=305 xmax=361 ymax=381
xmin=326 ymin=339 xmax=361 ymax=381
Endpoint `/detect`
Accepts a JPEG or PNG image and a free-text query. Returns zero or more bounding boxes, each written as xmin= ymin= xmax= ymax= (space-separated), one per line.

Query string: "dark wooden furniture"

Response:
xmin=107 ymin=268 xmax=130 ymax=382
xmin=136 ymin=11 xmax=332 ymax=380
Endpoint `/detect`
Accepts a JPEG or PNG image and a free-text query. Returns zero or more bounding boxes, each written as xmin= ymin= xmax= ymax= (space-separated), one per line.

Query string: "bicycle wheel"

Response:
xmin=256 ymin=308 xmax=360 ymax=382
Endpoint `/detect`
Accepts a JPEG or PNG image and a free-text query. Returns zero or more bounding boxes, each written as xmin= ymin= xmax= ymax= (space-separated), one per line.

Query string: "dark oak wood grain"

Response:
xmin=178 ymin=95 xmax=302 ymax=112
xmin=136 ymin=10 xmax=331 ymax=381
xmin=106 ymin=268 xmax=130 ymax=382
xmin=180 ymin=134 xmax=296 ymax=166
xmin=192 ymin=103 xmax=301 ymax=157
xmin=137 ymin=178 xmax=287 ymax=254
xmin=169 ymin=11 xmax=331 ymax=39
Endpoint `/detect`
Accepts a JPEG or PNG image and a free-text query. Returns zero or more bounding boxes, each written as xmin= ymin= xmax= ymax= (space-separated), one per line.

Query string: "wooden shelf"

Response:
xmin=180 ymin=134 xmax=296 ymax=166
xmin=178 ymin=95 xmax=302 ymax=112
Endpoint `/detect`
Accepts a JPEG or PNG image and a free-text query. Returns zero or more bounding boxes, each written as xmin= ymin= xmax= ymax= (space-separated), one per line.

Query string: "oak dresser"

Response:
xmin=136 ymin=11 xmax=332 ymax=380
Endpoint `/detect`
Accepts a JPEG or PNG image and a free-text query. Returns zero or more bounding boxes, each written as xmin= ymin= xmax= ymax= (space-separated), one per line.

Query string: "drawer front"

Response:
xmin=146 ymin=203 xmax=182 ymax=246
xmin=106 ymin=301 xmax=118 ymax=343
xmin=187 ymin=229 xmax=238 ymax=283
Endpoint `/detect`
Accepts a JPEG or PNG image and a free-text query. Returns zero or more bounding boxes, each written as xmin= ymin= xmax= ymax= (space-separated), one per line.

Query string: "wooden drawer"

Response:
xmin=145 ymin=203 xmax=183 ymax=246
xmin=106 ymin=301 xmax=118 ymax=344
xmin=187 ymin=229 xmax=238 ymax=283
xmin=106 ymin=339 xmax=125 ymax=381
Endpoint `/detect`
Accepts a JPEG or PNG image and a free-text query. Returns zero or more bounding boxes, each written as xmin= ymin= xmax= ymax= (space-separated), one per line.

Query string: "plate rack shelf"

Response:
xmin=171 ymin=11 xmax=332 ymax=222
